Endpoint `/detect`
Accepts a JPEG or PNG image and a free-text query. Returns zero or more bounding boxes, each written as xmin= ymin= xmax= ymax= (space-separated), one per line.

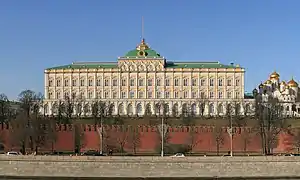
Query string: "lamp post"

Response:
xmin=230 ymin=113 xmax=233 ymax=157
xmin=161 ymin=115 xmax=164 ymax=157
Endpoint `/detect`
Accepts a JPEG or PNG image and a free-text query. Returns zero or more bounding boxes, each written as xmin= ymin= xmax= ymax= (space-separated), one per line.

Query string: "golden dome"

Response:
xmin=287 ymin=78 xmax=298 ymax=87
xmin=264 ymin=80 xmax=272 ymax=84
xmin=270 ymin=71 xmax=280 ymax=79
xmin=280 ymin=81 xmax=287 ymax=85
xmin=258 ymin=82 xmax=264 ymax=88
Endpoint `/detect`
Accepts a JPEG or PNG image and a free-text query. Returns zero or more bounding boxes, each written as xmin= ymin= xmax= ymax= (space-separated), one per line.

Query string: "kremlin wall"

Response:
xmin=0 ymin=123 xmax=296 ymax=154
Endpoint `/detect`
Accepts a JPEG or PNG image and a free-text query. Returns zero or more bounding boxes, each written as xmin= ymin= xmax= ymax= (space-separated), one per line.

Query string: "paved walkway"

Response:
xmin=0 ymin=156 xmax=300 ymax=178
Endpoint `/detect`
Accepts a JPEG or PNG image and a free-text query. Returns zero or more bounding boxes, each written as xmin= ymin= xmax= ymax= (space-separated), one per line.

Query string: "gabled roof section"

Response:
xmin=165 ymin=61 xmax=243 ymax=69
xmin=46 ymin=62 xmax=118 ymax=70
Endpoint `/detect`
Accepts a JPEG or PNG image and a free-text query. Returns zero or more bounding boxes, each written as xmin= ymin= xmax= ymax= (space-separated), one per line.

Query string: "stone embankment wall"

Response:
xmin=1 ymin=156 xmax=300 ymax=178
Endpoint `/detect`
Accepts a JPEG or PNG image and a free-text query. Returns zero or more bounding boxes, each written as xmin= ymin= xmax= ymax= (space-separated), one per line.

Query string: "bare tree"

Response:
xmin=253 ymin=89 xmax=288 ymax=155
xmin=127 ymin=124 xmax=141 ymax=155
xmin=0 ymin=93 xmax=11 ymax=123
xmin=62 ymin=94 xmax=76 ymax=122
xmin=10 ymin=113 xmax=28 ymax=154
xmin=74 ymin=123 xmax=85 ymax=154
xmin=292 ymin=128 xmax=300 ymax=154
xmin=213 ymin=125 xmax=224 ymax=155
xmin=30 ymin=116 xmax=57 ymax=154
xmin=115 ymin=126 xmax=128 ymax=155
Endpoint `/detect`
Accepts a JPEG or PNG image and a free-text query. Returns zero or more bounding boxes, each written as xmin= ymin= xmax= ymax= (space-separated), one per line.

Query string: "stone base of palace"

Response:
xmin=0 ymin=124 xmax=296 ymax=154
xmin=1 ymin=156 xmax=300 ymax=178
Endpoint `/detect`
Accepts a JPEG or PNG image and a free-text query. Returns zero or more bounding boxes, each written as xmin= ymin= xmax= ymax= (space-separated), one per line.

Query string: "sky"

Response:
xmin=1 ymin=0 xmax=300 ymax=100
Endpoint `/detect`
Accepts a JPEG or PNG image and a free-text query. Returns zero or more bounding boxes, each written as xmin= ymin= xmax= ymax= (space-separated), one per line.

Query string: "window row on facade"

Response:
xmin=44 ymin=101 xmax=252 ymax=116
xmin=47 ymin=90 xmax=241 ymax=100
xmin=47 ymin=77 xmax=241 ymax=88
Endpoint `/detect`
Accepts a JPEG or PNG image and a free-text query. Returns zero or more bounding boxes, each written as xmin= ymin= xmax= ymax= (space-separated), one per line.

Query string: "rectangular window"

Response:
xmin=200 ymin=79 xmax=205 ymax=86
xmin=64 ymin=92 xmax=69 ymax=98
xmin=218 ymin=92 xmax=223 ymax=99
xmin=192 ymin=79 xmax=197 ymax=86
xmin=235 ymin=92 xmax=240 ymax=98
xmin=64 ymin=79 xmax=69 ymax=87
xmin=130 ymin=79 xmax=135 ymax=86
xmin=227 ymin=92 xmax=232 ymax=98
xmin=174 ymin=79 xmax=179 ymax=86
xmin=200 ymin=92 xmax=206 ymax=99
xmin=48 ymin=80 xmax=53 ymax=87
xmin=88 ymin=91 xmax=93 ymax=99
xmin=129 ymin=91 xmax=134 ymax=98
xmin=209 ymin=79 xmax=214 ymax=86
xmin=96 ymin=79 xmax=101 ymax=86
xmin=165 ymin=91 xmax=170 ymax=98
xmin=138 ymin=91 xmax=143 ymax=98
xmin=175 ymin=92 xmax=179 ymax=98
xmin=218 ymin=79 xmax=223 ymax=86
xmin=236 ymin=79 xmax=240 ymax=86
xmin=56 ymin=80 xmax=61 ymax=87
xmin=156 ymin=79 xmax=161 ymax=86
xmin=183 ymin=91 xmax=188 ymax=98
xmin=80 ymin=79 xmax=85 ymax=86
xmin=139 ymin=79 xmax=144 ymax=86
xmin=72 ymin=79 xmax=77 ymax=86
xmin=80 ymin=91 xmax=85 ymax=98
xmin=113 ymin=79 xmax=118 ymax=86
xmin=148 ymin=79 xmax=153 ymax=86
xmin=192 ymin=91 xmax=197 ymax=98
xmin=56 ymin=92 xmax=60 ymax=99
xmin=165 ymin=79 xmax=170 ymax=86
xmin=227 ymin=79 xmax=232 ymax=86
xmin=156 ymin=91 xmax=161 ymax=98
xmin=88 ymin=79 xmax=93 ymax=86
xmin=113 ymin=92 xmax=117 ymax=99
xmin=121 ymin=79 xmax=126 ymax=86
xmin=121 ymin=91 xmax=126 ymax=98
xmin=104 ymin=92 xmax=109 ymax=98
xmin=183 ymin=79 xmax=188 ymax=86
xmin=209 ymin=92 xmax=214 ymax=98
xmin=97 ymin=91 xmax=102 ymax=99
xmin=148 ymin=91 xmax=152 ymax=98
xmin=104 ymin=79 xmax=109 ymax=86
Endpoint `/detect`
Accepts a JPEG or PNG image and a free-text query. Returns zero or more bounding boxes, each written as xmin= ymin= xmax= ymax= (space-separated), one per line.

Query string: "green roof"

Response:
xmin=46 ymin=62 xmax=117 ymax=70
xmin=46 ymin=61 xmax=242 ymax=70
xmin=165 ymin=62 xmax=239 ymax=69
xmin=124 ymin=49 xmax=161 ymax=57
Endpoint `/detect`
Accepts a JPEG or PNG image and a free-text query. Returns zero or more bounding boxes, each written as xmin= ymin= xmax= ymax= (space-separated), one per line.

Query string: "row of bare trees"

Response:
xmin=1 ymin=89 xmax=300 ymax=155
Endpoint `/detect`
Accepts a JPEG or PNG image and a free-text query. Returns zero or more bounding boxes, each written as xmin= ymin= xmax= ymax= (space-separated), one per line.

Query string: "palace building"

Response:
xmin=43 ymin=39 xmax=249 ymax=116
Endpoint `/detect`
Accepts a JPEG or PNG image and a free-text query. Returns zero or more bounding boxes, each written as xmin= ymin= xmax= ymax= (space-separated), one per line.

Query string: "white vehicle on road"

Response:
xmin=6 ymin=151 xmax=20 ymax=155
xmin=170 ymin=153 xmax=185 ymax=157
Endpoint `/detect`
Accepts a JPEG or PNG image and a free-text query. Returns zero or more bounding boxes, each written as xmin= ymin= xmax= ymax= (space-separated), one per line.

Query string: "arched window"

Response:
xmin=118 ymin=104 xmax=124 ymax=115
xmin=218 ymin=104 xmax=223 ymax=114
xmin=191 ymin=103 xmax=197 ymax=116
xmin=209 ymin=104 xmax=214 ymax=114
xmin=136 ymin=103 xmax=143 ymax=115
xmin=172 ymin=103 xmax=179 ymax=116
xmin=127 ymin=104 xmax=133 ymax=115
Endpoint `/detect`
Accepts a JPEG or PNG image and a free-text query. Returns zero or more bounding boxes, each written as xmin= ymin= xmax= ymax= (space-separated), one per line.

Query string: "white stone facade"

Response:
xmin=43 ymin=39 xmax=252 ymax=117
xmin=257 ymin=72 xmax=300 ymax=117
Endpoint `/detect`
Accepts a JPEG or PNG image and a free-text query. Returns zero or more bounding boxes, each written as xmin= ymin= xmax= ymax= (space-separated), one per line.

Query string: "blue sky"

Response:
xmin=1 ymin=0 xmax=300 ymax=100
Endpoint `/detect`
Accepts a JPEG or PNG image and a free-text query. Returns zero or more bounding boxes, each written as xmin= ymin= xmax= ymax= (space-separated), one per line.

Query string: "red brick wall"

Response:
xmin=0 ymin=124 xmax=297 ymax=154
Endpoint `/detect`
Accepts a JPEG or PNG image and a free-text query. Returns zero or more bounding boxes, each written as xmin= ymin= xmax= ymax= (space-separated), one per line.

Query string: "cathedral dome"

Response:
xmin=258 ymin=82 xmax=264 ymax=88
xmin=287 ymin=78 xmax=298 ymax=87
xmin=264 ymin=79 xmax=272 ymax=85
xmin=280 ymin=81 xmax=287 ymax=86
xmin=270 ymin=71 xmax=280 ymax=79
